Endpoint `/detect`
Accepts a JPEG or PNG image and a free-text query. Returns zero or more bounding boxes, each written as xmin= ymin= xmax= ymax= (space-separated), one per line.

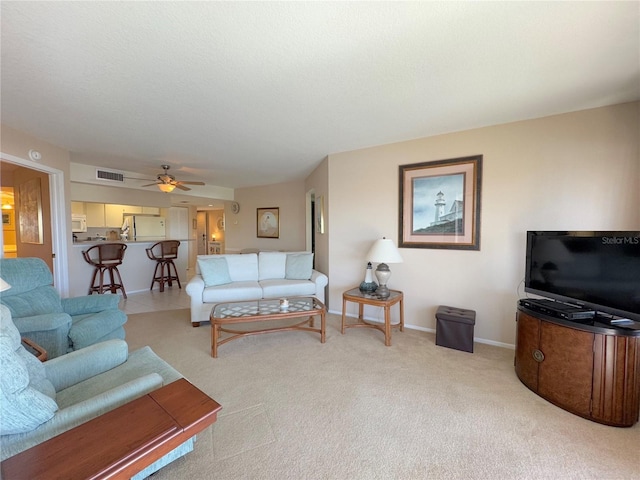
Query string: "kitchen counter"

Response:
xmin=69 ymin=239 xmax=192 ymax=297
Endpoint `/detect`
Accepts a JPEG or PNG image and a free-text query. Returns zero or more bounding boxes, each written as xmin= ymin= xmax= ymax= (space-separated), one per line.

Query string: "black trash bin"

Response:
xmin=435 ymin=305 xmax=476 ymax=353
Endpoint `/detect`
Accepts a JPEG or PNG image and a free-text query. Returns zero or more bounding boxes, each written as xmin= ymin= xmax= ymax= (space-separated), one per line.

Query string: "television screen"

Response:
xmin=525 ymin=231 xmax=640 ymax=321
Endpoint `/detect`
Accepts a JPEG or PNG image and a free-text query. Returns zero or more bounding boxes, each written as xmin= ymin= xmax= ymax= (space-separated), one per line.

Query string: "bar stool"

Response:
xmin=146 ymin=240 xmax=181 ymax=292
xmin=82 ymin=243 xmax=128 ymax=299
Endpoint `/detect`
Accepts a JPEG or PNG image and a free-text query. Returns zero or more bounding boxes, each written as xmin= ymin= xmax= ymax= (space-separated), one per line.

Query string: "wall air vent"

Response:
xmin=96 ymin=169 xmax=125 ymax=182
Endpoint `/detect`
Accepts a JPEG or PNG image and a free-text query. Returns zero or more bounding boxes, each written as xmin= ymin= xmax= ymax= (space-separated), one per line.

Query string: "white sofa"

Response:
xmin=186 ymin=252 xmax=328 ymax=326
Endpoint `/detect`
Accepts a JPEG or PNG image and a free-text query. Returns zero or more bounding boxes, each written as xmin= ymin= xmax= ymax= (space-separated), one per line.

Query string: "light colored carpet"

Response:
xmin=124 ymin=309 xmax=639 ymax=479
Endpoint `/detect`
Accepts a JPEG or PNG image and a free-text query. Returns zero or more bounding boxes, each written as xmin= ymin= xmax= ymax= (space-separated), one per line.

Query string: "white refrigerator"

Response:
xmin=123 ymin=216 xmax=166 ymax=240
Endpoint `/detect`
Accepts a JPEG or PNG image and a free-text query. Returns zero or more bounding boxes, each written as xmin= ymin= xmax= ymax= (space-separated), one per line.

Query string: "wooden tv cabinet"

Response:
xmin=515 ymin=307 xmax=640 ymax=427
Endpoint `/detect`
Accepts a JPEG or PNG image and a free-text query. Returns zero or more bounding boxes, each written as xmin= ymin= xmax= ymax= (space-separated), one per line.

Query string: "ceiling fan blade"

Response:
xmin=140 ymin=182 xmax=159 ymax=187
xmin=176 ymin=181 xmax=206 ymax=186
xmin=174 ymin=184 xmax=191 ymax=191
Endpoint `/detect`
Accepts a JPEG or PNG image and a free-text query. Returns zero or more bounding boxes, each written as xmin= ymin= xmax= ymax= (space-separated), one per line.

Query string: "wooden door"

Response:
xmin=538 ymin=321 xmax=594 ymax=417
xmin=13 ymin=168 xmax=53 ymax=273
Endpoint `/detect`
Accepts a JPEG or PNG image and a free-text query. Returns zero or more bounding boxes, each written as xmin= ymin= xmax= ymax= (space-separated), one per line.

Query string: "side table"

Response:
xmin=341 ymin=288 xmax=404 ymax=346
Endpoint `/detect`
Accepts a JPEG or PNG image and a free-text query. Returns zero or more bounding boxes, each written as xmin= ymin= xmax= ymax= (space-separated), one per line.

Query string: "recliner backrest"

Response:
xmin=0 ymin=258 xmax=63 ymax=318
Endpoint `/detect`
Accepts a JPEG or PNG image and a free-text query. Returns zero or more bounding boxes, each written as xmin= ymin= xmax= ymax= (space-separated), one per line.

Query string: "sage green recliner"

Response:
xmin=0 ymin=258 xmax=127 ymax=358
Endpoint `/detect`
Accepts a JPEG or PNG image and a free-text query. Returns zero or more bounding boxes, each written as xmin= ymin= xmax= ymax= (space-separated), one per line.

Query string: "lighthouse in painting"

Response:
xmin=434 ymin=191 xmax=446 ymax=224
xmin=431 ymin=191 xmax=463 ymax=226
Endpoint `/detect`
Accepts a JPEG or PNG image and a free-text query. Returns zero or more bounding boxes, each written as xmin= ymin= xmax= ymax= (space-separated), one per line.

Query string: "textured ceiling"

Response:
xmin=1 ymin=2 xmax=638 ymax=190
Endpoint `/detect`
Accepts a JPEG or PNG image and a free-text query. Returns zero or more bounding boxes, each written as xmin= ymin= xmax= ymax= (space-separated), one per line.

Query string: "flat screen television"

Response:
xmin=524 ymin=231 xmax=640 ymax=322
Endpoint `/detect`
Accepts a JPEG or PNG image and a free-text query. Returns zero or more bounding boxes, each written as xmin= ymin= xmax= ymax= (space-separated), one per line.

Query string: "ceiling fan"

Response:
xmin=139 ymin=165 xmax=205 ymax=192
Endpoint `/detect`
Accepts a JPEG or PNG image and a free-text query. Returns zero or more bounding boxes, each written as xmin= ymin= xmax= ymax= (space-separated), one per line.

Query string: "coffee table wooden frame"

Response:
xmin=210 ymin=297 xmax=326 ymax=357
xmin=341 ymin=288 xmax=404 ymax=346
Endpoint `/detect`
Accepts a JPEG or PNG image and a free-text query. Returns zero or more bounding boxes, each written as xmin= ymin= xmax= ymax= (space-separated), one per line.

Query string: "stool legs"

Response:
xmin=88 ymin=265 xmax=127 ymax=299
xmin=150 ymin=259 xmax=181 ymax=292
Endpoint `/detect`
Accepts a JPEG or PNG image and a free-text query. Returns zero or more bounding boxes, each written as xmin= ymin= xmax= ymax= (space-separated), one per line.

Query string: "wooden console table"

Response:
xmin=1 ymin=379 xmax=222 ymax=479
xmin=515 ymin=307 xmax=640 ymax=427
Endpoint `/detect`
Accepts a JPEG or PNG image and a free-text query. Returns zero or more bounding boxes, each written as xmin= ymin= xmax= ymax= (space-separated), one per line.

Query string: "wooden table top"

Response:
xmin=1 ymin=379 xmax=222 ymax=480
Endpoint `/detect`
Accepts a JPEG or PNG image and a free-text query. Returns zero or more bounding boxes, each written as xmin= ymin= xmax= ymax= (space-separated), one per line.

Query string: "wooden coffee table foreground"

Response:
xmin=210 ymin=297 xmax=326 ymax=357
xmin=342 ymin=288 xmax=404 ymax=346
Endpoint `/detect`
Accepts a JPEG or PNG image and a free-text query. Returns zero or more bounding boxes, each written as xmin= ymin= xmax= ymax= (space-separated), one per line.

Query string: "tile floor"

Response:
xmin=118 ymin=285 xmax=192 ymax=315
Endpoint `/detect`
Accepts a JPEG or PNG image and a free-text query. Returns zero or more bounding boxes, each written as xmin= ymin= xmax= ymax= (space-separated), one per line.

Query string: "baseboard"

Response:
xmin=329 ymin=309 xmax=515 ymax=350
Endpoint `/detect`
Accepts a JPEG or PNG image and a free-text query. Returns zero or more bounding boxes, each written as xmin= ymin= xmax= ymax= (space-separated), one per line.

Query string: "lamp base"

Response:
xmin=374 ymin=263 xmax=391 ymax=298
xmin=375 ymin=284 xmax=390 ymax=298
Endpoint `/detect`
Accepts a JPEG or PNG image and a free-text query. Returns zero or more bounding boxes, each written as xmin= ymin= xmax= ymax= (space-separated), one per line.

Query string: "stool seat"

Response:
xmin=82 ymin=243 xmax=127 ymax=299
xmin=146 ymin=240 xmax=181 ymax=292
xmin=435 ymin=305 xmax=476 ymax=353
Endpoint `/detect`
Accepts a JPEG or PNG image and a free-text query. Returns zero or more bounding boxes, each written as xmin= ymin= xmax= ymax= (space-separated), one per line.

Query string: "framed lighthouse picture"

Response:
xmin=398 ymin=155 xmax=482 ymax=250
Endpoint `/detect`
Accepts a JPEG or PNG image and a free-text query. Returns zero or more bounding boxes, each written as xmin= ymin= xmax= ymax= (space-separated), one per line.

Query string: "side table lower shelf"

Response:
xmin=1 ymin=378 xmax=222 ymax=479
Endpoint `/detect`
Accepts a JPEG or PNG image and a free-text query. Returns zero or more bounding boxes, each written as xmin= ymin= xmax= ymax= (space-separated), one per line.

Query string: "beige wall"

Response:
xmin=305 ymin=157 xmax=329 ymax=283
xmin=226 ymin=180 xmax=308 ymax=252
xmin=327 ymin=102 xmax=640 ymax=346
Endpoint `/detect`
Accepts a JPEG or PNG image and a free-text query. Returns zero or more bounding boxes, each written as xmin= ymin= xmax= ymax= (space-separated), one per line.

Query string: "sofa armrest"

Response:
xmin=61 ymin=295 xmax=121 ymax=316
xmin=310 ymin=270 xmax=328 ymax=304
xmin=45 ymin=339 xmax=129 ymax=391
xmin=185 ymin=275 xmax=205 ymax=301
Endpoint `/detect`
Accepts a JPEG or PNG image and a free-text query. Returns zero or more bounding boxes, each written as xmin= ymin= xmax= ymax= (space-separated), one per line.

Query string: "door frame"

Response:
xmin=1 ymin=152 xmax=69 ymax=296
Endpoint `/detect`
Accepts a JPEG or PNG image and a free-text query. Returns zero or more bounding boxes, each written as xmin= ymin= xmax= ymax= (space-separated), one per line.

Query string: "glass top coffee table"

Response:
xmin=210 ymin=297 xmax=326 ymax=357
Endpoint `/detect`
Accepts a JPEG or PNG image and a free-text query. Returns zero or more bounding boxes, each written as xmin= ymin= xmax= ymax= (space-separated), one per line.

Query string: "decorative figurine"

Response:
xmin=359 ymin=262 xmax=378 ymax=293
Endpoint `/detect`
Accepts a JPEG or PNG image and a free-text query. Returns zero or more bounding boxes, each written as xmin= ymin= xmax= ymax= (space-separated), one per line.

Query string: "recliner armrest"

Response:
xmin=45 ymin=339 xmax=129 ymax=391
xmin=12 ymin=313 xmax=71 ymax=334
xmin=61 ymin=295 xmax=122 ymax=316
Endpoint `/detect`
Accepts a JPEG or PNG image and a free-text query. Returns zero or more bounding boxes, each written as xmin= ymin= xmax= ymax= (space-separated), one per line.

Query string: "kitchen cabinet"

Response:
xmin=515 ymin=308 xmax=640 ymax=427
xmin=71 ymin=202 xmax=85 ymax=215
xmin=79 ymin=203 xmax=161 ymax=228
xmin=85 ymin=203 xmax=106 ymax=228
xmin=105 ymin=205 xmax=132 ymax=228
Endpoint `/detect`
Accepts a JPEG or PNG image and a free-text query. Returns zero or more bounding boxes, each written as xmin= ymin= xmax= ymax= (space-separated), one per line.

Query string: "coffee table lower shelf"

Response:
xmin=210 ymin=297 xmax=326 ymax=357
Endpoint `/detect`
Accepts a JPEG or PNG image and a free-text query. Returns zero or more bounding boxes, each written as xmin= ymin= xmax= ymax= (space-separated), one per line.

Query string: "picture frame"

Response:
xmin=399 ymin=155 xmax=482 ymax=250
xmin=257 ymin=207 xmax=279 ymax=238
xmin=2 ymin=210 xmax=13 ymax=227
xmin=316 ymin=195 xmax=325 ymax=234
xmin=18 ymin=177 xmax=44 ymax=244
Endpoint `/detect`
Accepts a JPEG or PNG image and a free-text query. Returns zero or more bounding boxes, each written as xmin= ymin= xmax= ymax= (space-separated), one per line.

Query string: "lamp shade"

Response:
xmin=0 ymin=277 xmax=11 ymax=292
xmin=367 ymin=238 xmax=403 ymax=264
xmin=158 ymin=183 xmax=176 ymax=193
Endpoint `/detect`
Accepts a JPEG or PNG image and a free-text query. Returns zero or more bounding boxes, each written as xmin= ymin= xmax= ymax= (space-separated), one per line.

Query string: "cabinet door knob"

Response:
xmin=532 ymin=349 xmax=545 ymax=363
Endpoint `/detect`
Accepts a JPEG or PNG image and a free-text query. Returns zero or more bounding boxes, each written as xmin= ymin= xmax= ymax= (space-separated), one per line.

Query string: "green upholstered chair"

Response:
xmin=0 ymin=303 xmax=194 ymax=478
xmin=0 ymin=258 xmax=127 ymax=358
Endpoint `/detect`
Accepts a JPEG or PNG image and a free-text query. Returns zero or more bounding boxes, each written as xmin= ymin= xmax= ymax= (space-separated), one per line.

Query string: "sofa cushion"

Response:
xmin=260 ymin=279 xmax=317 ymax=299
xmin=285 ymin=253 xmax=314 ymax=280
xmin=225 ymin=254 xmax=259 ymax=282
xmin=258 ymin=252 xmax=287 ymax=280
xmin=198 ymin=257 xmax=233 ymax=287
xmin=202 ymin=281 xmax=263 ymax=303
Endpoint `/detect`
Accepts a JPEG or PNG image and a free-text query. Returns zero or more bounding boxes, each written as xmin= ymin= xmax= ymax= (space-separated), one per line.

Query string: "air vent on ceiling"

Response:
xmin=96 ymin=169 xmax=125 ymax=182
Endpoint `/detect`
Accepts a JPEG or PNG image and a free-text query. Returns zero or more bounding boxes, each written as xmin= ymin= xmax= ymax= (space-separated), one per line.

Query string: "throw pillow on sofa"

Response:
xmin=198 ymin=257 xmax=233 ymax=287
xmin=285 ymin=253 xmax=314 ymax=280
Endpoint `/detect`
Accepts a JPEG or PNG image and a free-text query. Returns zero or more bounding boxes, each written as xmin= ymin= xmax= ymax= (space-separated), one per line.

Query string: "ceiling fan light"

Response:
xmin=158 ymin=183 xmax=176 ymax=193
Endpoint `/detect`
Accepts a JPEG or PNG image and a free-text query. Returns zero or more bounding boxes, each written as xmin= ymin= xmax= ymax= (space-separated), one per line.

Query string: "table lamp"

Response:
xmin=367 ymin=237 xmax=403 ymax=298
